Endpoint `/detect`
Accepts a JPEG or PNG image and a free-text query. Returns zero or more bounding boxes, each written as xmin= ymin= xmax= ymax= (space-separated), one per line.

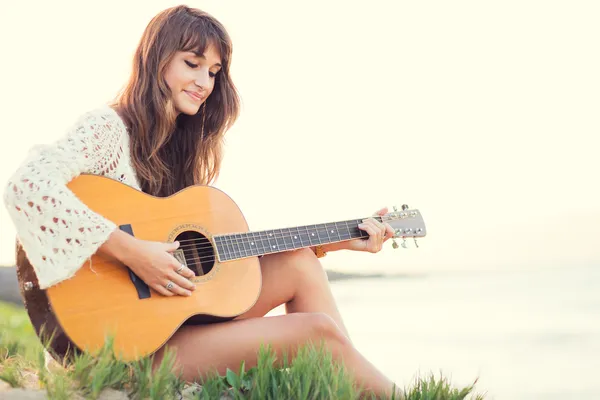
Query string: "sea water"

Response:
xmin=331 ymin=265 xmax=600 ymax=399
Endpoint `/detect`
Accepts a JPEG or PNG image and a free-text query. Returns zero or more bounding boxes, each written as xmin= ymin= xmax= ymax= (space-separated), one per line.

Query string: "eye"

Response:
xmin=184 ymin=60 xmax=198 ymax=68
xmin=209 ymin=71 xmax=216 ymax=78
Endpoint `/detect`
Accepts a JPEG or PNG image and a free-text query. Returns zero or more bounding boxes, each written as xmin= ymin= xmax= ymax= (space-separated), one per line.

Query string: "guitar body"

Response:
xmin=16 ymin=175 xmax=262 ymax=362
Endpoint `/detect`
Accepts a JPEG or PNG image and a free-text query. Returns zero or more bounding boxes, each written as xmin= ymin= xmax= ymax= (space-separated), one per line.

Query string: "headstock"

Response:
xmin=381 ymin=204 xmax=426 ymax=249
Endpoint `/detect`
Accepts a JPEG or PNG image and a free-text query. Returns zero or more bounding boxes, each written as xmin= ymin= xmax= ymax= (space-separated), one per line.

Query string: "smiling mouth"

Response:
xmin=185 ymin=91 xmax=203 ymax=102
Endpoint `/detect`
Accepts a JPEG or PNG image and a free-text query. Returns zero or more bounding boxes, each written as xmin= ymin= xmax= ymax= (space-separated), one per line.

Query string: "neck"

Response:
xmin=214 ymin=217 xmax=379 ymax=261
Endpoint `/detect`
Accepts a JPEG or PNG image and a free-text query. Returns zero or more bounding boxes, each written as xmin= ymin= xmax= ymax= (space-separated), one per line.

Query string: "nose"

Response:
xmin=194 ymin=68 xmax=211 ymax=89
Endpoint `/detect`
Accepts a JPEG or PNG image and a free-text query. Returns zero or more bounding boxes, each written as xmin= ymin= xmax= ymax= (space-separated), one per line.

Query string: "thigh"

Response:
xmin=155 ymin=312 xmax=343 ymax=382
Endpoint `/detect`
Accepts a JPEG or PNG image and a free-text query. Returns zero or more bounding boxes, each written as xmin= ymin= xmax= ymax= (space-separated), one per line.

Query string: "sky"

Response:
xmin=0 ymin=0 xmax=598 ymax=273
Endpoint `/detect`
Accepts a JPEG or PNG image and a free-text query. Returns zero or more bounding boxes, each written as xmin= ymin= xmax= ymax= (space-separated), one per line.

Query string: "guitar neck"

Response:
xmin=214 ymin=217 xmax=378 ymax=261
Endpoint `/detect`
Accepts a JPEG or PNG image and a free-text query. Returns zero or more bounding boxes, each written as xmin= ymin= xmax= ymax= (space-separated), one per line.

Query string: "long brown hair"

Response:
xmin=112 ymin=5 xmax=240 ymax=197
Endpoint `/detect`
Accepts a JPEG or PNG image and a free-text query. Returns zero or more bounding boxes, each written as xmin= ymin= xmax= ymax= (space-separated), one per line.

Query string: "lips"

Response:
xmin=185 ymin=90 xmax=204 ymax=102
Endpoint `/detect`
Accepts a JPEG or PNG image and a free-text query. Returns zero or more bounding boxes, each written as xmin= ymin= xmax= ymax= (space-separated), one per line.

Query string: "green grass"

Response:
xmin=0 ymin=301 xmax=485 ymax=399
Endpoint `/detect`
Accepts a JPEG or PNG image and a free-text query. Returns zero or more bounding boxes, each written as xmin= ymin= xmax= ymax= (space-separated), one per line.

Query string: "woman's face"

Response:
xmin=164 ymin=44 xmax=222 ymax=115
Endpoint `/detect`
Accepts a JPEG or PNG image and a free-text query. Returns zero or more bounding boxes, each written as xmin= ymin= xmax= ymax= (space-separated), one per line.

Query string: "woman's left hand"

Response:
xmin=331 ymin=207 xmax=395 ymax=253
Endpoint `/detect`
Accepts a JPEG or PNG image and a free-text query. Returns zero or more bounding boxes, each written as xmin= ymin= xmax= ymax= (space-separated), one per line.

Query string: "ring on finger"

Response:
xmin=176 ymin=264 xmax=185 ymax=274
xmin=165 ymin=281 xmax=175 ymax=290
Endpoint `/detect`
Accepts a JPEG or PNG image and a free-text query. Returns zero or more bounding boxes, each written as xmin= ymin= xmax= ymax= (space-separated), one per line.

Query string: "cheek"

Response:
xmin=164 ymin=65 xmax=188 ymax=91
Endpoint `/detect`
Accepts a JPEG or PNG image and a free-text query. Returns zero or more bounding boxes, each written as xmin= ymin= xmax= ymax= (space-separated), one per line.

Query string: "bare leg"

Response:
xmin=154 ymin=313 xmax=398 ymax=398
xmin=153 ymin=249 xmax=399 ymax=397
xmin=236 ymin=248 xmax=351 ymax=337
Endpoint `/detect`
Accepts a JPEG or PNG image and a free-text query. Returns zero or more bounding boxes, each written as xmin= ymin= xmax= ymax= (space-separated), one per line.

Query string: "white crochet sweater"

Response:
xmin=3 ymin=105 xmax=141 ymax=289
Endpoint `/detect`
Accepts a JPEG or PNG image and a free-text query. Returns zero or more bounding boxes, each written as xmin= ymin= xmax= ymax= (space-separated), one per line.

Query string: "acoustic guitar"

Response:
xmin=15 ymin=174 xmax=426 ymax=362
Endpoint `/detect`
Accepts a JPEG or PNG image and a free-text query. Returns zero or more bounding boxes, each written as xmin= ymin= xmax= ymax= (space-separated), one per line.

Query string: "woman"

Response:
xmin=3 ymin=5 xmax=400 ymax=398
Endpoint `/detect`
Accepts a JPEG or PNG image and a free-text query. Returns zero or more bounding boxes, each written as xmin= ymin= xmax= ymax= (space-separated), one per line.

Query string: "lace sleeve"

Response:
xmin=3 ymin=107 xmax=126 ymax=289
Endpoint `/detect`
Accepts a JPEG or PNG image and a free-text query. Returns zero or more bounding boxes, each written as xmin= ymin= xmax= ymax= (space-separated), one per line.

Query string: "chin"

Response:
xmin=175 ymin=103 xmax=201 ymax=116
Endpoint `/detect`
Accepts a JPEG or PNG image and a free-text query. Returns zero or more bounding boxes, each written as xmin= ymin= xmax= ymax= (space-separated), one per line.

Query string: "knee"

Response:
xmin=300 ymin=312 xmax=350 ymax=348
xmin=288 ymin=248 xmax=327 ymax=280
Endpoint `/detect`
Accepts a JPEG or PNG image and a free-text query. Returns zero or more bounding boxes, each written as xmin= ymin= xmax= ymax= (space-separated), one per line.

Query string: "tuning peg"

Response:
xmin=413 ymin=237 xmax=419 ymax=248
xmin=392 ymin=238 xmax=399 ymax=249
xmin=401 ymin=237 xmax=407 ymax=248
xmin=393 ymin=205 xmax=398 ymax=212
xmin=401 ymin=204 xmax=409 ymax=211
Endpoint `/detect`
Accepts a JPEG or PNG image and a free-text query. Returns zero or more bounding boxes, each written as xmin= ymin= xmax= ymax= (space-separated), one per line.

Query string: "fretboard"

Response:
xmin=214 ymin=217 xmax=378 ymax=261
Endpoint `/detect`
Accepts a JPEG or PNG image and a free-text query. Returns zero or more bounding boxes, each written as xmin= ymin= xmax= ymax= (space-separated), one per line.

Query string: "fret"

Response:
xmin=247 ymin=231 xmax=256 ymax=256
xmin=288 ymin=228 xmax=297 ymax=250
xmin=230 ymin=234 xmax=240 ymax=259
xmin=257 ymin=231 xmax=266 ymax=255
xmin=324 ymin=223 xmax=332 ymax=244
xmin=222 ymin=234 xmax=233 ymax=261
xmin=316 ymin=224 xmax=329 ymax=245
xmin=344 ymin=221 xmax=352 ymax=241
xmin=244 ymin=232 xmax=253 ymax=256
xmin=226 ymin=234 xmax=235 ymax=259
xmin=215 ymin=237 xmax=225 ymax=260
xmin=257 ymin=231 xmax=269 ymax=255
xmin=236 ymin=233 xmax=246 ymax=258
xmin=283 ymin=228 xmax=294 ymax=250
xmin=290 ymin=227 xmax=298 ymax=248
xmin=248 ymin=232 xmax=259 ymax=256
xmin=272 ymin=229 xmax=283 ymax=252
xmin=276 ymin=228 xmax=287 ymax=251
xmin=326 ymin=222 xmax=342 ymax=243
xmin=240 ymin=233 xmax=251 ymax=258
xmin=264 ymin=231 xmax=275 ymax=254
xmin=297 ymin=226 xmax=309 ymax=247
xmin=336 ymin=221 xmax=350 ymax=241
xmin=306 ymin=225 xmax=318 ymax=246
xmin=281 ymin=228 xmax=290 ymax=250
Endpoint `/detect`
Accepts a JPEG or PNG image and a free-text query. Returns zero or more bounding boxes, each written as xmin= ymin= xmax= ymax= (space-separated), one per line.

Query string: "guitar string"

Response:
xmin=148 ymin=230 xmax=412 ymax=268
xmin=173 ymin=234 xmax=385 ymax=265
xmin=170 ymin=217 xmax=392 ymax=243
xmin=178 ymin=234 xmax=409 ymax=269
xmin=173 ymin=221 xmax=414 ymax=252
xmin=177 ymin=228 xmax=368 ymax=247
xmin=172 ymin=222 xmax=415 ymax=254
xmin=176 ymin=239 xmax=366 ymax=260
xmin=173 ymin=216 xmax=406 ymax=248
xmin=174 ymin=229 xmax=373 ymax=252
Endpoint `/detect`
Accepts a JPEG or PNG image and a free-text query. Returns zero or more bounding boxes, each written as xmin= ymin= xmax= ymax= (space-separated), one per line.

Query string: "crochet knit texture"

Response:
xmin=3 ymin=105 xmax=140 ymax=289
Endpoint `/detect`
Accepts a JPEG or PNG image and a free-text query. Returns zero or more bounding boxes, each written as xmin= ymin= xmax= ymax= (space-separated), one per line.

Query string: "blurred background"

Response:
xmin=0 ymin=1 xmax=598 ymax=398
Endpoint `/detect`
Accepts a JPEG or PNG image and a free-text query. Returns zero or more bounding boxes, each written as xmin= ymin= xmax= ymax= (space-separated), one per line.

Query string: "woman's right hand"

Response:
xmin=100 ymin=230 xmax=196 ymax=297
xmin=124 ymin=239 xmax=197 ymax=297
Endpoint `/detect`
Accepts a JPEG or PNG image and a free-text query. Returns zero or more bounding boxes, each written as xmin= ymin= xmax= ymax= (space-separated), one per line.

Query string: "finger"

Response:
xmin=366 ymin=216 xmax=386 ymax=230
xmin=152 ymin=284 xmax=174 ymax=297
xmin=168 ymin=271 xmax=196 ymax=293
xmin=359 ymin=221 xmax=376 ymax=234
xmin=174 ymin=262 xmax=195 ymax=279
xmin=358 ymin=223 xmax=379 ymax=251
xmin=165 ymin=241 xmax=180 ymax=252
xmin=374 ymin=207 xmax=388 ymax=217
xmin=384 ymin=223 xmax=395 ymax=241
xmin=164 ymin=278 xmax=192 ymax=297
xmin=363 ymin=220 xmax=384 ymax=240
xmin=365 ymin=218 xmax=386 ymax=239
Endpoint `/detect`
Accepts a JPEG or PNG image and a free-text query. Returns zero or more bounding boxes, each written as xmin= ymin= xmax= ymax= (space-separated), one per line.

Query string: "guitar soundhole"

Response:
xmin=174 ymin=231 xmax=215 ymax=276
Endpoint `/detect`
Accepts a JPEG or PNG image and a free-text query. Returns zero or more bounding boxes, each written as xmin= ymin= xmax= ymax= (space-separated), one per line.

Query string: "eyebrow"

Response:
xmin=190 ymin=51 xmax=222 ymax=68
